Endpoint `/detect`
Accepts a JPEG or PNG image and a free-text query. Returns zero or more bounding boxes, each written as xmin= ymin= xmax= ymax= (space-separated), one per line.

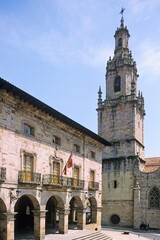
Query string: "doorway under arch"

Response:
xmin=45 ymin=195 xmax=64 ymax=234
xmin=69 ymin=196 xmax=83 ymax=229
xmin=87 ymin=196 xmax=97 ymax=224
xmin=15 ymin=195 xmax=40 ymax=239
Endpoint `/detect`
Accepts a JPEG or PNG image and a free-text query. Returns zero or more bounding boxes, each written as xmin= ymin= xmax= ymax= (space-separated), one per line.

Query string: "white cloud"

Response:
xmin=0 ymin=0 xmax=113 ymax=68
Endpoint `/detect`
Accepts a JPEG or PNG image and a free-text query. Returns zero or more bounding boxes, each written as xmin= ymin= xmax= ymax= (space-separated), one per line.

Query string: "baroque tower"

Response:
xmin=97 ymin=14 xmax=145 ymax=227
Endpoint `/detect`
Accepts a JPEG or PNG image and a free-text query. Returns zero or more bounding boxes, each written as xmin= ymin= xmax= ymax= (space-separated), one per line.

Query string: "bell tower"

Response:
xmin=98 ymin=11 xmax=145 ymax=227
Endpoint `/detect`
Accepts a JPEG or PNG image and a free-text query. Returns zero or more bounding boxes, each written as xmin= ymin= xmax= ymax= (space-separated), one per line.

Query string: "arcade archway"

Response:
xmin=15 ymin=195 xmax=40 ymax=239
xmin=69 ymin=196 xmax=83 ymax=229
xmin=45 ymin=195 xmax=64 ymax=234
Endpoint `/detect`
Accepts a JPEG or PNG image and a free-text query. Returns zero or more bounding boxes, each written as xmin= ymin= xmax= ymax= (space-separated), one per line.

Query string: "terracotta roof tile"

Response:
xmin=142 ymin=165 xmax=160 ymax=173
xmin=145 ymin=157 xmax=160 ymax=166
xmin=142 ymin=157 xmax=160 ymax=173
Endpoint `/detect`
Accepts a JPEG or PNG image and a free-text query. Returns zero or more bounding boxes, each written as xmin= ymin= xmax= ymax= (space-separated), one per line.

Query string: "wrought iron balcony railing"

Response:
xmin=88 ymin=181 xmax=99 ymax=190
xmin=71 ymin=178 xmax=84 ymax=189
xmin=42 ymin=174 xmax=84 ymax=189
xmin=0 ymin=167 xmax=6 ymax=182
xmin=18 ymin=171 xmax=41 ymax=185
xmin=43 ymin=174 xmax=62 ymax=186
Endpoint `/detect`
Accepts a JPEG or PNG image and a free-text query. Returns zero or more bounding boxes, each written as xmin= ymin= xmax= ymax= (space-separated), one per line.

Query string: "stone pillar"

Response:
xmin=133 ymin=180 xmax=141 ymax=229
xmin=58 ymin=208 xmax=69 ymax=234
xmin=95 ymin=207 xmax=102 ymax=230
xmin=77 ymin=208 xmax=85 ymax=230
xmin=32 ymin=210 xmax=47 ymax=240
xmin=5 ymin=212 xmax=17 ymax=240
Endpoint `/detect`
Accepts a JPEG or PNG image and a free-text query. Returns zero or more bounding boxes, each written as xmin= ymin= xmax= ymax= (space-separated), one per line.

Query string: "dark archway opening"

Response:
xmin=45 ymin=195 xmax=64 ymax=235
xmin=0 ymin=198 xmax=7 ymax=240
xmin=45 ymin=196 xmax=58 ymax=234
xmin=15 ymin=195 xmax=34 ymax=239
xmin=69 ymin=196 xmax=83 ymax=230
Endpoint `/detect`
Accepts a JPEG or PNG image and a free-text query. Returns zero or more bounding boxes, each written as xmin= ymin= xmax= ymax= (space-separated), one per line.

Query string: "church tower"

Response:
xmin=97 ymin=12 xmax=145 ymax=227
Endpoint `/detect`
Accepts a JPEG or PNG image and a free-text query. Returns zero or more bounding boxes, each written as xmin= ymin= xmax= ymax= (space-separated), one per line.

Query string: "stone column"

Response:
xmin=32 ymin=210 xmax=47 ymax=240
xmin=133 ymin=180 xmax=141 ymax=229
xmin=76 ymin=208 xmax=85 ymax=230
xmin=95 ymin=207 xmax=102 ymax=230
xmin=58 ymin=208 xmax=69 ymax=234
xmin=5 ymin=211 xmax=17 ymax=240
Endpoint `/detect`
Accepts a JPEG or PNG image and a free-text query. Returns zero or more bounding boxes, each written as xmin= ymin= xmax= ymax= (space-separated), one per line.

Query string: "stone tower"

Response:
xmin=97 ymin=14 xmax=145 ymax=227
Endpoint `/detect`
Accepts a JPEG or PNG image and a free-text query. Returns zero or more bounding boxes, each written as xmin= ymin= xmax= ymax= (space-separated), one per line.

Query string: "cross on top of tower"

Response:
xmin=120 ymin=7 xmax=125 ymax=17
xmin=119 ymin=7 xmax=125 ymax=27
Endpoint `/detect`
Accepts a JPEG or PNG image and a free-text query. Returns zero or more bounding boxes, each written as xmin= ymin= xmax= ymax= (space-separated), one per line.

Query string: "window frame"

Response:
xmin=114 ymin=76 xmax=121 ymax=92
xmin=73 ymin=144 xmax=80 ymax=153
xmin=90 ymin=151 xmax=96 ymax=159
xmin=149 ymin=187 xmax=160 ymax=209
xmin=53 ymin=135 xmax=61 ymax=146
xmin=23 ymin=123 xmax=35 ymax=136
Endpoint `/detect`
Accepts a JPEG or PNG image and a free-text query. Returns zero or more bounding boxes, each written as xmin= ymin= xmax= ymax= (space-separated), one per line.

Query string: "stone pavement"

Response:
xmin=15 ymin=227 xmax=160 ymax=239
xmin=44 ymin=227 xmax=160 ymax=240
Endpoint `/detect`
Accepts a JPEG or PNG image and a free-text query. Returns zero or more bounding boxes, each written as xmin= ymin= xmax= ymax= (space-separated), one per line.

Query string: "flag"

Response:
xmin=67 ymin=152 xmax=73 ymax=168
xmin=63 ymin=152 xmax=73 ymax=175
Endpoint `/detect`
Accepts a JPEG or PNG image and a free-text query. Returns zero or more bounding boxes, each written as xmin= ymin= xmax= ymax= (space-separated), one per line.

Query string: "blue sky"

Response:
xmin=0 ymin=0 xmax=160 ymax=158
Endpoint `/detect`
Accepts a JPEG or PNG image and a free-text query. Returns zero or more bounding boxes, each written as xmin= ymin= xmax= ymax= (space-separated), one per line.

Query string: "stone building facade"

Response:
xmin=97 ymin=16 xmax=160 ymax=229
xmin=0 ymin=78 xmax=110 ymax=240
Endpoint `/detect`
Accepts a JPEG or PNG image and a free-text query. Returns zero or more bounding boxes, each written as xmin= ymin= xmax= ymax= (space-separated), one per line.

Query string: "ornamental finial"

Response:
xmin=119 ymin=7 xmax=125 ymax=27
xmin=120 ymin=7 xmax=125 ymax=17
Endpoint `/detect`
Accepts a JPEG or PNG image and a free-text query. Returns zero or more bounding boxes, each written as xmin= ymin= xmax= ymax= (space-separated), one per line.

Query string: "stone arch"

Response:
xmin=45 ymin=195 xmax=65 ymax=234
xmin=87 ymin=196 xmax=97 ymax=224
xmin=69 ymin=196 xmax=83 ymax=229
xmin=14 ymin=194 xmax=40 ymax=239
xmin=0 ymin=198 xmax=7 ymax=240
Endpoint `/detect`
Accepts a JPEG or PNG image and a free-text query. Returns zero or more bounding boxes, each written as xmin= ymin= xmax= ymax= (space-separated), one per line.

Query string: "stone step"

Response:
xmin=72 ymin=231 xmax=112 ymax=240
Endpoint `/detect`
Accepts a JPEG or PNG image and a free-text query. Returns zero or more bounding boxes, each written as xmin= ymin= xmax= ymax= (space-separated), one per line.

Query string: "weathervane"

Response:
xmin=120 ymin=7 xmax=125 ymax=17
xmin=119 ymin=7 xmax=125 ymax=27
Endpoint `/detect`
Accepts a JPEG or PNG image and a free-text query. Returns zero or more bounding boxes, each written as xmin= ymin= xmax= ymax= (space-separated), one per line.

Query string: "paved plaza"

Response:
xmin=16 ymin=227 xmax=160 ymax=240
xmin=44 ymin=227 xmax=160 ymax=240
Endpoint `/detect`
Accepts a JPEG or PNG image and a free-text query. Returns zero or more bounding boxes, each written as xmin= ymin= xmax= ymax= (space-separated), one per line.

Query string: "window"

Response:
xmin=73 ymin=166 xmax=79 ymax=187
xmin=23 ymin=153 xmax=34 ymax=181
xmin=89 ymin=170 xmax=95 ymax=188
xmin=23 ymin=123 xmax=34 ymax=136
xmin=114 ymin=76 xmax=121 ymax=92
xmin=73 ymin=144 xmax=80 ymax=153
xmin=118 ymin=38 xmax=122 ymax=47
xmin=53 ymin=135 xmax=61 ymax=146
xmin=149 ymin=187 xmax=160 ymax=209
xmin=52 ymin=161 xmax=60 ymax=184
xmin=114 ymin=180 xmax=117 ymax=188
xmin=90 ymin=151 xmax=95 ymax=159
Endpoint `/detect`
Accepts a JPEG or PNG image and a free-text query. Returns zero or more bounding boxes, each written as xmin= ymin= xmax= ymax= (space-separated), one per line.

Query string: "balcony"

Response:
xmin=18 ymin=171 xmax=41 ymax=185
xmin=88 ymin=181 xmax=99 ymax=190
xmin=42 ymin=175 xmax=84 ymax=189
xmin=43 ymin=174 xmax=62 ymax=186
xmin=0 ymin=167 xmax=6 ymax=182
xmin=71 ymin=178 xmax=84 ymax=189
xmin=62 ymin=177 xmax=84 ymax=189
